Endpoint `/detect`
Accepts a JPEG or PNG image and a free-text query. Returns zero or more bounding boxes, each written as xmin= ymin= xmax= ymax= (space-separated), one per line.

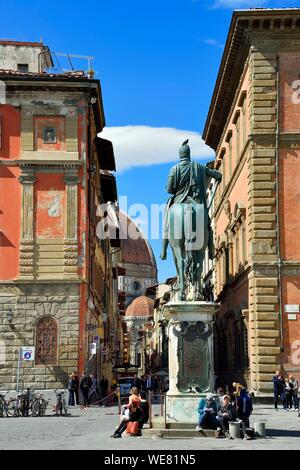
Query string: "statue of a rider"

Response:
xmin=160 ymin=140 xmax=222 ymax=296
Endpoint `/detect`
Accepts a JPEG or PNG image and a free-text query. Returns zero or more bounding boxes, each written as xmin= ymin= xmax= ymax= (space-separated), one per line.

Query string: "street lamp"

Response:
xmin=6 ymin=309 xmax=13 ymax=324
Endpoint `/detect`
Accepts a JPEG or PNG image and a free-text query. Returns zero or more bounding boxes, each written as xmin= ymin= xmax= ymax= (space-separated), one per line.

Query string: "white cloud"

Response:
xmin=212 ymin=0 xmax=269 ymax=8
xmin=100 ymin=126 xmax=213 ymax=172
xmin=204 ymin=38 xmax=224 ymax=48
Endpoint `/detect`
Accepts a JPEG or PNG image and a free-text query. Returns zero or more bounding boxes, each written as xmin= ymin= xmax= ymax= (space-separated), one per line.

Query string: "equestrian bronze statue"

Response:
xmin=160 ymin=140 xmax=222 ymax=300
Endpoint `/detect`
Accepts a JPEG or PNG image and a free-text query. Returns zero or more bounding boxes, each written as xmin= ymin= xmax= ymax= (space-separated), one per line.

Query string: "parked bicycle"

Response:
xmin=0 ymin=393 xmax=13 ymax=417
xmin=53 ymin=390 xmax=69 ymax=416
xmin=13 ymin=389 xmax=32 ymax=417
xmin=31 ymin=392 xmax=48 ymax=417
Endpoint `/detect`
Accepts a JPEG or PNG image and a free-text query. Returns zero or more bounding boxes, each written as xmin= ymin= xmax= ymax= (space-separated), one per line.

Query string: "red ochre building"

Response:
xmin=203 ymin=9 xmax=300 ymax=395
xmin=0 ymin=41 xmax=118 ymax=390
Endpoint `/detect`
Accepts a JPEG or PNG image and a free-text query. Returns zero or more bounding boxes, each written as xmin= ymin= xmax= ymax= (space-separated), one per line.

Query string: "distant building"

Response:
xmin=118 ymin=211 xmax=157 ymax=306
xmin=124 ymin=295 xmax=154 ymax=374
xmin=116 ymin=212 xmax=157 ymax=367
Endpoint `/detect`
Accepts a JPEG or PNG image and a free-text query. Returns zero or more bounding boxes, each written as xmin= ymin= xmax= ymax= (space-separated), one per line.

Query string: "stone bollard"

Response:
xmin=229 ymin=421 xmax=241 ymax=439
xmin=254 ymin=421 xmax=266 ymax=438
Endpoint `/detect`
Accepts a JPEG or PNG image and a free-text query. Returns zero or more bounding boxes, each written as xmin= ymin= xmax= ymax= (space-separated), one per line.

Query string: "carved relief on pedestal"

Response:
xmin=173 ymin=321 xmax=213 ymax=393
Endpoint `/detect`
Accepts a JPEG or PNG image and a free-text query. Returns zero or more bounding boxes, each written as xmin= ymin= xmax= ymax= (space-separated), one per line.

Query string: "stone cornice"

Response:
xmin=18 ymin=161 xmax=82 ymax=169
xmin=203 ymin=9 xmax=300 ymax=150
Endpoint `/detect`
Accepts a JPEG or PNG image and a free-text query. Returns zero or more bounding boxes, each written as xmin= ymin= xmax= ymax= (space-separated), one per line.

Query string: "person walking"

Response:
xmin=89 ymin=374 xmax=99 ymax=405
xmin=79 ymin=371 xmax=92 ymax=408
xmin=289 ymin=375 xmax=299 ymax=410
xmin=284 ymin=377 xmax=293 ymax=411
xmin=67 ymin=373 xmax=77 ymax=406
xmin=72 ymin=371 xmax=80 ymax=406
xmin=145 ymin=373 xmax=154 ymax=393
xmin=100 ymin=376 xmax=109 ymax=402
xmin=272 ymin=371 xmax=285 ymax=410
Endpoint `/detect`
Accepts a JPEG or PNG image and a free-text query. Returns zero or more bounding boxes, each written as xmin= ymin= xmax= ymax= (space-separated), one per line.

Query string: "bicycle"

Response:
xmin=31 ymin=392 xmax=48 ymax=417
xmin=0 ymin=393 xmax=11 ymax=417
xmin=13 ymin=389 xmax=32 ymax=417
xmin=53 ymin=390 xmax=70 ymax=416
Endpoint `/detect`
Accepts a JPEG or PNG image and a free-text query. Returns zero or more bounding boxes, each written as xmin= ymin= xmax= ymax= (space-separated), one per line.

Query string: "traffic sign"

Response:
xmin=21 ymin=346 xmax=35 ymax=361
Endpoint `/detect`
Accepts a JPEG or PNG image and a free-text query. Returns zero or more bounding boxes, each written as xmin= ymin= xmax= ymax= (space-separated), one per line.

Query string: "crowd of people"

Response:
xmin=196 ymin=383 xmax=253 ymax=439
xmin=132 ymin=373 xmax=167 ymax=394
xmin=273 ymin=371 xmax=299 ymax=411
xmin=67 ymin=371 xmax=110 ymax=410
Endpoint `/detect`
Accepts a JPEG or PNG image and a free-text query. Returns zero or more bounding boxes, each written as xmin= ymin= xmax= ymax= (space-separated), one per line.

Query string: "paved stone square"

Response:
xmin=0 ymin=402 xmax=300 ymax=450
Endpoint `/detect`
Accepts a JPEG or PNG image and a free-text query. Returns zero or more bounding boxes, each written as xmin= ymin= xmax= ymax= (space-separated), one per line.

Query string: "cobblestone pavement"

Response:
xmin=0 ymin=402 xmax=300 ymax=450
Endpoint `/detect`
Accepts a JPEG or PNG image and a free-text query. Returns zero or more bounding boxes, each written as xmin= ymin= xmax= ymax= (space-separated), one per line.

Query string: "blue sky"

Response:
xmin=1 ymin=0 xmax=299 ymax=281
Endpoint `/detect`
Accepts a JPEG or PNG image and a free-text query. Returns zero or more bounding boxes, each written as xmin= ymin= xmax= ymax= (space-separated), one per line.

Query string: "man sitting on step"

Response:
xmin=196 ymin=393 xmax=220 ymax=432
xmin=216 ymin=395 xmax=238 ymax=438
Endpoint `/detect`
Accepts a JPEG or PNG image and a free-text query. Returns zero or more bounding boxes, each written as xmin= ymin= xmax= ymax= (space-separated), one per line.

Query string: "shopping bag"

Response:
xmin=126 ymin=421 xmax=139 ymax=436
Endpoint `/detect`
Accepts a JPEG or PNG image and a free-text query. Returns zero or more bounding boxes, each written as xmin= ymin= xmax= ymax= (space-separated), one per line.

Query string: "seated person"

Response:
xmin=138 ymin=390 xmax=149 ymax=431
xmin=128 ymin=387 xmax=141 ymax=406
xmin=196 ymin=393 xmax=219 ymax=431
xmin=216 ymin=387 xmax=225 ymax=408
xmin=237 ymin=388 xmax=253 ymax=429
xmin=216 ymin=395 xmax=238 ymax=436
xmin=111 ymin=403 xmax=144 ymax=438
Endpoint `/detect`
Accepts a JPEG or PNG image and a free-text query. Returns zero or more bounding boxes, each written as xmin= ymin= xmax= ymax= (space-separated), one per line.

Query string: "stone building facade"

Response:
xmin=203 ymin=8 xmax=300 ymax=395
xmin=0 ymin=41 xmax=117 ymax=390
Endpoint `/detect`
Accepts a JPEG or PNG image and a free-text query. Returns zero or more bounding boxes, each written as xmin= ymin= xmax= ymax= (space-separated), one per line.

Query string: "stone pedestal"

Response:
xmin=163 ymin=301 xmax=217 ymax=423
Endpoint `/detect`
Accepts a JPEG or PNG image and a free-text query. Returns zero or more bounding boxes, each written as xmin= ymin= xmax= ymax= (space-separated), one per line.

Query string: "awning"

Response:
xmin=95 ymin=137 xmax=116 ymax=172
xmin=100 ymin=172 xmax=117 ymax=203
xmin=96 ymin=201 xmax=120 ymax=248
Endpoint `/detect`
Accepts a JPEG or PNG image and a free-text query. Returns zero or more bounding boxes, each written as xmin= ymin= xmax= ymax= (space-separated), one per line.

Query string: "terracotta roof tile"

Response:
xmin=125 ymin=296 xmax=154 ymax=317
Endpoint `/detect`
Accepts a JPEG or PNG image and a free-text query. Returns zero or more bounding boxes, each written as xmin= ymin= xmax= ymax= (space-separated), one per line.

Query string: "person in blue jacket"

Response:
xmin=196 ymin=393 xmax=219 ymax=431
xmin=237 ymin=388 xmax=253 ymax=428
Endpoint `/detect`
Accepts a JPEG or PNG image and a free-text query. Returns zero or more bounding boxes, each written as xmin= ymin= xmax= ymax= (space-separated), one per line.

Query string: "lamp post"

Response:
xmin=6 ymin=309 xmax=13 ymax=325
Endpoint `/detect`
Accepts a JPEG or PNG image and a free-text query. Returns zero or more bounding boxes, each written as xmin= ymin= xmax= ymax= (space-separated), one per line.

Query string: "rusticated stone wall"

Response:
xmin=0 ymin=282 xmax=80 ymax=390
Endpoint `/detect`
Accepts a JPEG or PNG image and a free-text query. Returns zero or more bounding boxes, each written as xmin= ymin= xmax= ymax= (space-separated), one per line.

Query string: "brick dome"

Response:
xmin=119 ymin=211 xmax=157 ymax=269
xmin=125 ymin=295 xmax=154 ymax=317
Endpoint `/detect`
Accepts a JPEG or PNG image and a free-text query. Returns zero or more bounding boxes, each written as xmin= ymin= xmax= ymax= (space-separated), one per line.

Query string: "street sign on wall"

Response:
xmin=21 ymin=346 xmax=35 ymax=361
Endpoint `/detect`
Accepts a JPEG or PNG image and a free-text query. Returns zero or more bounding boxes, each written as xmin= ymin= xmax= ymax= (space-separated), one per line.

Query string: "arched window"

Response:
xmin=36 ymin=317 xmax=58 ymax=365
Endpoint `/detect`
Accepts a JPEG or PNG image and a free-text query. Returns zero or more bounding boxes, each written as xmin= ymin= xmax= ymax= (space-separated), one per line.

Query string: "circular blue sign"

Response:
xmin=24 ymin=352 xmax=32 ymax=359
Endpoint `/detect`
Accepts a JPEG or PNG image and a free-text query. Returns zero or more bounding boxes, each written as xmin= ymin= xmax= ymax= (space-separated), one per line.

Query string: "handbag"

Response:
xmin=126 ymin=421 xmax=139 ymax=436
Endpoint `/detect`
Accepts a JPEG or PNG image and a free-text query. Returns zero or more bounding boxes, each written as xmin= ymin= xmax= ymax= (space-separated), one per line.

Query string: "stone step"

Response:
xmin=143 ymin=428 xmax=216 ymax=438
xmin=166 ymin=422 xmax=201 ymax=430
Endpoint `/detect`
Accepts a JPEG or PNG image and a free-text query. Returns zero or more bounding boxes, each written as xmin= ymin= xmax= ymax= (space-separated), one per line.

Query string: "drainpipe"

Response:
xmin=275 ymin=55 xmax=284 ymax=352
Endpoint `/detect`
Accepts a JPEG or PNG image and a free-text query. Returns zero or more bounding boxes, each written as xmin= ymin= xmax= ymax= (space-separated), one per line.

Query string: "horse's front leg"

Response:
xmin=195 ymin=259 xmax=203 ymax=301
xmin=172 ymin=245 xmax=185 ymax=300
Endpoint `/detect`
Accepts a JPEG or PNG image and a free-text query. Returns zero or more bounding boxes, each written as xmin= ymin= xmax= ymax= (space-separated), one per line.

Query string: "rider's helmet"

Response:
xmin=179 ymin=139 xmax=191 ymax=160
